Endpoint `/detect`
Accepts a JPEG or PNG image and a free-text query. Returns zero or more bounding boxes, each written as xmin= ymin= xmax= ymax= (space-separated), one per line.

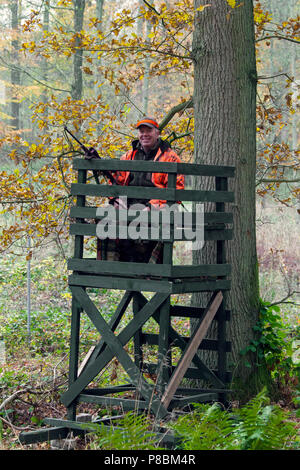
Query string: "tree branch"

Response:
xmin=159 ymin=98 xmax=193 ymax=130
xmin=256 ymin=35 xmax=300 ymax=45
xmin=257 ymin=178 xmax=300 ymax=185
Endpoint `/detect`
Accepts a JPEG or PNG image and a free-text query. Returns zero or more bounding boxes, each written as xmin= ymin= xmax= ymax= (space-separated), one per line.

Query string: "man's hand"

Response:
xmin=85 ymin=147 xmax=100 ymax=160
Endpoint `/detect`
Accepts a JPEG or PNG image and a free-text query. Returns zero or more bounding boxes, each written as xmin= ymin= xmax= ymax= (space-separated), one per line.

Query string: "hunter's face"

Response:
xmin=138 ymin=125 xmax=159 ymax=151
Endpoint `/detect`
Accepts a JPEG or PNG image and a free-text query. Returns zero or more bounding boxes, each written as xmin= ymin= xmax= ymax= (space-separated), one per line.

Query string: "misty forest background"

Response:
xmin=0 ymin=0 xmax=299 ymax=450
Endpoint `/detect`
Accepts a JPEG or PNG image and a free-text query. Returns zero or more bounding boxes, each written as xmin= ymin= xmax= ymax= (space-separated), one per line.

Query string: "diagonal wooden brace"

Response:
xmin=161 ymin=291 xmax=223 ymax=409
xmin=61 ymin=288 xmax=170 ymax=417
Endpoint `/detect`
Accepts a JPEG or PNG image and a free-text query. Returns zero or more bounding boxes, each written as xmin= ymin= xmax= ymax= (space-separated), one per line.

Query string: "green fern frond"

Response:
xmin=91 ymin=412 xmax=161 ymax=450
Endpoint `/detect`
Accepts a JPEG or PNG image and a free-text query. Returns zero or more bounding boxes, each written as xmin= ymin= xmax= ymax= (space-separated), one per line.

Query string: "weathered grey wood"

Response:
xmin=161 ymin=291 xmax=223 ymax=409
xmin=73 ymin=158 xmax=235 ymax=177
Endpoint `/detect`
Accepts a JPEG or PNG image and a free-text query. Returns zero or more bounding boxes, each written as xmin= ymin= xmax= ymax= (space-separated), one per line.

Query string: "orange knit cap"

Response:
xmin=136 ymin=117 xmax=159 ymax=129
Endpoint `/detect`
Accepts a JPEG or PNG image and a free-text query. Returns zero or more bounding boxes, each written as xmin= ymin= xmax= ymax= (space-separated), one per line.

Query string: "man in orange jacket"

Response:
xmin=93 ymin=117 xmax=184 ymax=263
xmin=113 ymin=117 xmax=184 ymax=208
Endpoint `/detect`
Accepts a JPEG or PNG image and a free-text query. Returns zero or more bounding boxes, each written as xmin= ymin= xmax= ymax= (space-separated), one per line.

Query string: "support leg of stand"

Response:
xmin=67 ymin=296 xmax=81 ymax=420
xmin=157 ymin=296 xmax=171 ymax=395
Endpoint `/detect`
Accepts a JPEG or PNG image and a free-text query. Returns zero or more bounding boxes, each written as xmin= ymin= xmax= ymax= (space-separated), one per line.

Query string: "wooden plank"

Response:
xmin=68 ymin=274 xmax=173 ymax=293
xmin=68 ymin=258 xmax=231 ymax=278
xmin=175 ymin=189 xmax=234 ymax=203
xmin=82 ymin=385 xmax=136 ymax=395
xmin=68 ymin=274 xmax=230 ymax=294
xmin=71 ymin=183 xmax=176 ymax=200
xmin=141 ymin=333 xmax=231 ymax=352
xmin=73 ymin=158 xmax=179 ymax=173
xmin=73 ymin=158 xmax=235 ymax=177
xmin=161 ymin=291 xmax=223 ymax=409
xmin=171 ymin=279 xmax=231 ymax=294
xmin=69 ymin=206 xmax=234 ymax=225
xmin=68 ymin=258 xmax=173 ymax=277
xmin=71 ymin=183 xmax=234 ymax=203
xmin=67 ymin=296 xmax=81 ymax=421
xmin=177 ymin=163 xmax=235 ymax=177
xmin=171 ymin=305 xmax=230 ymax=320
xmin=69 ymin=222 xmax=233 ymax=242
xmin=19 ymin=427 xmax=70 ymax=444
xmin=78 ymin=394 xmax=150 ymax=411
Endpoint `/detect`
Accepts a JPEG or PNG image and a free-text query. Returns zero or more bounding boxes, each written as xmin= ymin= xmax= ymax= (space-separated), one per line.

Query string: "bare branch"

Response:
xmin=159 ymin=98 xmax=193 ymax=130
xmin=257 ymin=178 xmax=300 ymax=185
xmin=256 ymin=35 xmax=300 ymax=45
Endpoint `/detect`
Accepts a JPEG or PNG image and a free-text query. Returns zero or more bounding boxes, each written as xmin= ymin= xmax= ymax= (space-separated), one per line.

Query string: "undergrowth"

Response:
xmin=169 ymin=389 xmax=299 ymax=450
xmin=87 ymin=389 xmax=299 ymax=450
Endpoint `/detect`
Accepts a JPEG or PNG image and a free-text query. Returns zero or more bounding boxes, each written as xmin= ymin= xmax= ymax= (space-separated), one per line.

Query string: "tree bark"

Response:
xmin=192 ymin=0 xmax=261 ymax=397
xmin=72 ymin=0 xmax=86 ymax=100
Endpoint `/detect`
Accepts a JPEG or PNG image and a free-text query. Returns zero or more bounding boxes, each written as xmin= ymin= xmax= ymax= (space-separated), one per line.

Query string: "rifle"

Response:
xmin=64 ymin=126 xmax=116 ymax=185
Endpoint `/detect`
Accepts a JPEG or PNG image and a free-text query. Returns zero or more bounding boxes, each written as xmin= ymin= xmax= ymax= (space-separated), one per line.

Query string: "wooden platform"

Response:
xmin=19 ymin=158 xmax=234 ymax=445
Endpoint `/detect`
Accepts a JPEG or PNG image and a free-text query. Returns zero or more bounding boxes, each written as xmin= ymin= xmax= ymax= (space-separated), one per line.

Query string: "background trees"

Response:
xmin=0 ymin=0 xmax=299 ymax=397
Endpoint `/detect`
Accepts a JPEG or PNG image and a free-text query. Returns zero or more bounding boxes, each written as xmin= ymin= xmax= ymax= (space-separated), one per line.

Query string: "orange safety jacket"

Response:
xmin=112 ymin=139 xmax=184 ymax=207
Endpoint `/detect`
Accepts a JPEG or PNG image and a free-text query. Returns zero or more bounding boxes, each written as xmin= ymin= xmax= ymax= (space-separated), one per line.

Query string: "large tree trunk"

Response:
xmin=192 ymin=0 xmax=262 ymax=398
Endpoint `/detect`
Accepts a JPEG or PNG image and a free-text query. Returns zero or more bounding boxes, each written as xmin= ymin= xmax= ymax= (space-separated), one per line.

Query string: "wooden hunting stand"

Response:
xmin=20 ymin=157 xmax=234 ymax=445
